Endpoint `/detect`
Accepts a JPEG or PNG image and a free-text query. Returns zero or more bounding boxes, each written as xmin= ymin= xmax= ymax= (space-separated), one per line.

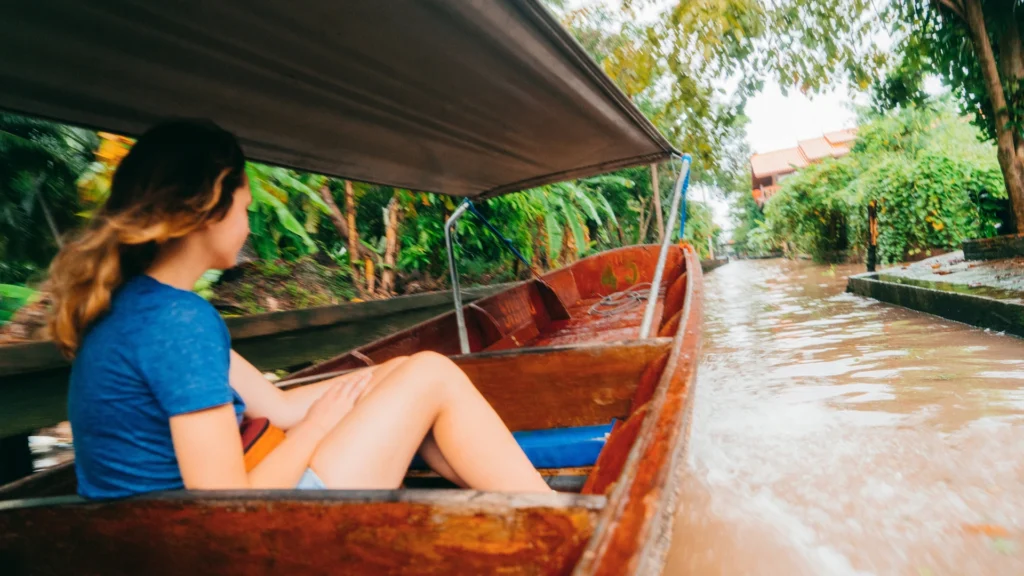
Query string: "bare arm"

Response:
xmin=170 ymin=405 xmax=325 ymax=489
xmin=230 ymin=350 xmax=374 ymax=430
xmin=170 ymin=372 xmax=372 ymax=490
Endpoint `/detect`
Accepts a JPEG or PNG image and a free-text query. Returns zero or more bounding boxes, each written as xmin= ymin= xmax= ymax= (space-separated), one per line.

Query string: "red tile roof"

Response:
xmin=751 ymin=128 xmax=857 ymax=180
xmin=824 ymin=129 xmax=857 ymax=145
xmin=750 ymin=147 xmax=808 ymax=179
xmin=797 ymin=137 xmax=836 ymax=161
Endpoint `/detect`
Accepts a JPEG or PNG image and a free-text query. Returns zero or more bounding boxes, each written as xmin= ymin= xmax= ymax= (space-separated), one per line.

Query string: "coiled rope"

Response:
xmin=587 ymin=282 xmax=666 ymax=316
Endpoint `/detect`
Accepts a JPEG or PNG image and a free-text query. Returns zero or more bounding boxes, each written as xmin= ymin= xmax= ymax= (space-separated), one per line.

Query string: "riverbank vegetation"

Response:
xmin=744 ymin=101 xmax=1006 ymax=264
xmin=0 ymin=112 xmax=722 ymax=334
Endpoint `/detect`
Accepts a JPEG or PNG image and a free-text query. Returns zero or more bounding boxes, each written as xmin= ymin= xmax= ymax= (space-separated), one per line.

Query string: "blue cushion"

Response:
xmin=410 ymin=422 xmax=614 ymax=470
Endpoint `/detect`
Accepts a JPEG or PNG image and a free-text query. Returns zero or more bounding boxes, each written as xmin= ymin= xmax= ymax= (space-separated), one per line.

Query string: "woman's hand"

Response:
xmin=301 ymin=371 xmax=374 ymax=438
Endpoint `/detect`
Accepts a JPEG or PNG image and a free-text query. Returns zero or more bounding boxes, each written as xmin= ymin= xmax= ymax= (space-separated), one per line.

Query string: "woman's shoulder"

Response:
xmin=112 ymin=276 xmax=225 ymax=333
xmin=77 ymin=276 xmax=228 ymax=370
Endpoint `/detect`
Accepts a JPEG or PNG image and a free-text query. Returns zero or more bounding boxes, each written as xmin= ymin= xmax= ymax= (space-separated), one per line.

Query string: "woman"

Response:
xmin=49 ymin=120 xmax=550 ymax=499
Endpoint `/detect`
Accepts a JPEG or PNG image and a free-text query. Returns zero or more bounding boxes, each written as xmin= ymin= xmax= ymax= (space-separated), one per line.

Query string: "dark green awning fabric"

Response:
xmin=0 ymin=0 xmax=676 ymax=198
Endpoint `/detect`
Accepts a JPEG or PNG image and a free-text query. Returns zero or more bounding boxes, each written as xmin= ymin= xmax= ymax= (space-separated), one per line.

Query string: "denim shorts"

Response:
xmin=296 ymin=468 xmax=326 ymax=489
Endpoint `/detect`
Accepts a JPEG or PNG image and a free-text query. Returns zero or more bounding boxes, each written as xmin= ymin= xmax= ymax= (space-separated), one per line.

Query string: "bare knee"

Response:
xmin=407 ymin=351 xmax=460 ymax=375
xmin=378 ymin=355 xmax=410 ymax=368
xmin=405 ymin=351 xmax=469 ymax=391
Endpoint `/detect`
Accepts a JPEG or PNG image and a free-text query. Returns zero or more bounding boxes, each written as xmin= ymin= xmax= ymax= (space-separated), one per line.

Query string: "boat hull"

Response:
xmin=0 ymin=244 xmax=703 ymax=575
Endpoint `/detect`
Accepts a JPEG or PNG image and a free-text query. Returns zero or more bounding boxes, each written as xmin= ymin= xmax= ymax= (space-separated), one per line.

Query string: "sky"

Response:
xmin=700 ymin=82 xmax=862 ymax=235
xmin=560 ymin=0 xmax=892 ymax=236
xmin=687 ymin=82 xmax=861 ymax=236
xmin=744 ymin=81 xmax=859 ymax=155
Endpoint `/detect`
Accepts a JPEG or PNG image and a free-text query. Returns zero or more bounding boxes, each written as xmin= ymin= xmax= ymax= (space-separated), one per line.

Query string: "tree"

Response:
xmin=890 ymin=0 xmax=1024 ymax=233
xmin=526 ymin=177 xmax=623 ymax=266
xmin=571 ymin=0 xmax=884 ymax=181
xmin=380 ymin=193 xmax=403 ymax=295
xmin=0 ymin=113 xmax=96 ymax=283
xmin=759 ymin=101 xmax=1005 ymax=263
xmin=562 ymin=3 xmax=751 ymax=185
xmin=730 ymin=190 xmax=768 ymax=255
xmin=245 ymin=164 xmax=329 ymax=260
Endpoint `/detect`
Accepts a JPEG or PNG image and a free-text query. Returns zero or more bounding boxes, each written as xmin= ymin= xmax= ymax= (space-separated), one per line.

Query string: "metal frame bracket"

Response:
xmin=445 ymin=200 xmax=473 ymax=354
xmin=639 ymin=154 xmax=691 ymax=339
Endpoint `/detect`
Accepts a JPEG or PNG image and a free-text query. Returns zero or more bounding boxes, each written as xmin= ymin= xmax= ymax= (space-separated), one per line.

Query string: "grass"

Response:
xmin=0 ymin=284 xmax=40 ymax=325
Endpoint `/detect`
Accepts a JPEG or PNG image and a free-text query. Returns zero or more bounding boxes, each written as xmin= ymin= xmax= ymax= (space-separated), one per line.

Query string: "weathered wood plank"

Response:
xmin=661 ymin=272 xmax=687 ymax=325
xmin=0 ymin=491 xmax=605 ymax=576
xmin=657 ymin=309 xmax=682 ymax=338
xmin=540 ymin=267 xmax=582 ymax=311
xmin=285 ymin=282 xmax=570 ymax=379
xmin=580 ymin=404 xmax=649 ymax=496
xmin=573 ymin=244 xmax=703 ymax=576
xmin=453 ymin=340 xmax=671 ymax=432
xmin=405 ymin=467 xmax=593 ymax=492
xmin=628 ymin=352 xmax=669 ymax=412
xmin=567 ymin=245 xmax=683 ymax=298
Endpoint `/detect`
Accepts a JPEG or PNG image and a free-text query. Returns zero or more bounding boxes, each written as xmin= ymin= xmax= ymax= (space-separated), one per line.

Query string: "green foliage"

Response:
xmin=764 ymin=157 xmax=858 ymax=262
xmin=746 ymin=221 xmax=779 ymax=255
xmin=886 ymin=0 xmax=1018 ymax=146
xmin=526 ymin=177 xmax=624 ymax=265
xmin=0 ymin=283 xmax=39 ymax=325
xmin=762 ymin=103 xmax=1006 ymax=264
xmin=682 ymin=200 xmax=722 ymax=260
xmin=0 ymin=113 xmax=97 ymax=284
xmin=729 ymin=191 xmax=771 ymax=256
xmin=246 ymin=164 xmax=329 ymax=260
xmin=561 ymin=4 xmax=750 ymax=186
xmin=193 ymin=270 xmax=223 ymax=301
xmin=392 ymin=175 xmax=627 ymax=282
xmin=210 ymin=257 xmax=355 ymax=314
xmin=559 ymin=0 xmax=888 ymax=188
xmin=870 ymin=40 xmax=931 ymax=114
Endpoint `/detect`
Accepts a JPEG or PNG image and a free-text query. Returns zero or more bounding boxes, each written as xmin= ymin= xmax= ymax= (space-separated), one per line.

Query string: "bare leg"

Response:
xmin=356 ymin=358 xmax=465 ymax=484
xmin=312 ymin=355 xmax=464 ymax=484
xmin=309 ymin=351 xmax=549 ymax=492
xmin=417 ymin=431 xmax=467 ymax=487
xmin=283 ymin=355 xmax=410 ymax=412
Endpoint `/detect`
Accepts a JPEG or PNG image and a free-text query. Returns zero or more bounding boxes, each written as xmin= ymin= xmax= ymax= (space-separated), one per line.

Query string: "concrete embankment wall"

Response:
xmin=847 ymin=273 xmax=1024 ymax=338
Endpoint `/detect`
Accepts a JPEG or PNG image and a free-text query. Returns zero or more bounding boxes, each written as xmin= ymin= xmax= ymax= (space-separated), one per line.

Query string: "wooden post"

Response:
xmin=344 ymin=180 xmax=362 ymax=288
xmin=651 ymin=164 xmax=664 ymax=242
xmin=380 ymin=195 xmax=401 ymax=295
xmin=867 ymin=200 xmax=878 ymax=272
xmin=365 ymin=259 xmax=375 ymax=294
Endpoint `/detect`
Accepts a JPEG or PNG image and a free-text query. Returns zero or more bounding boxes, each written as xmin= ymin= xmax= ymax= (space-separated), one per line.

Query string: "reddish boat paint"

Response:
xmin=0 ymin=243 xmax=703 ymax=576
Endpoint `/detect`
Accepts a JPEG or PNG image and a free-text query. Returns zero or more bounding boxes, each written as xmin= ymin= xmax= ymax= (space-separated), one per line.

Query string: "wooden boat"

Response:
xmin=0 ymin=1 xmax=703 ymax=573
xmin=0 ymin=243 xmax=702 ymax=574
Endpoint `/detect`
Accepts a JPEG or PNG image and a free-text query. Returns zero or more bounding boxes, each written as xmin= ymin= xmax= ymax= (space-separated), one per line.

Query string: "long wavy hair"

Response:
xmin=48 ymin=120 xmax=246 ymax=358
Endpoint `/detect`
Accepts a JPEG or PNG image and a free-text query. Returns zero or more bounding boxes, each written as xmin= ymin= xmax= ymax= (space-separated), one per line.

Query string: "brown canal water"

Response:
xmin=663 ymin=259 xmax=1024 ymax=575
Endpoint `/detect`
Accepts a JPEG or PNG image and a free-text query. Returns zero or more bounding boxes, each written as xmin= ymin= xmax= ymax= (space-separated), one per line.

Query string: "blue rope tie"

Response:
xmin=677 ymin=153 xmax=692 ymax=242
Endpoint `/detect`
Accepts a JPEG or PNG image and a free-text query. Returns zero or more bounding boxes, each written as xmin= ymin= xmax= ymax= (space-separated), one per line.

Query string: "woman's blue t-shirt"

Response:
xmin=68 ymin=275 xmax=245 ymax=500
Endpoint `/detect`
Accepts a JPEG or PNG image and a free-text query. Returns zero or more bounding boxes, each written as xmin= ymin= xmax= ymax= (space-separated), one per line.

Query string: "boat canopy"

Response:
xmin=0 ymin=0 xmax=677 ymax=198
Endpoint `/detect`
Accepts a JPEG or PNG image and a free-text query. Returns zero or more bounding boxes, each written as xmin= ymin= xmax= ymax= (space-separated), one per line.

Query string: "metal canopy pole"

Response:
xmin=639 ymin=154 xmax=691 ymax=339
xmin=445 ymin=200 xmax=473 ymax=354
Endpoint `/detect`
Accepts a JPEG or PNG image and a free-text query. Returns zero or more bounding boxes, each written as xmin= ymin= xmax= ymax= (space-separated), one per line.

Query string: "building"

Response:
xmin=750 ymin=128 xmax=857 ymax=207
